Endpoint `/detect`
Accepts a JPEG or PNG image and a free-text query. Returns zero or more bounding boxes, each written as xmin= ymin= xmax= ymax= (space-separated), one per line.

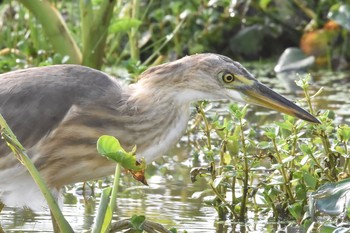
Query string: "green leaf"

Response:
xmin=97 ymin=135 xmax=122 ymax=155
xmin=92 ymin=187 xmax=112 ymax=233
xmin=212 ymin=176 xmax=225 ymax=189
xmin=265 ymin=131 xmax=276 ymax=140
xmin=288 ymin=202 xmax=303 ymax=221
xmin=101 ymin=205 xmax=112 ymax=233
xmin=303 ymin=171 xmax=317 ymax=190
xmin=299 ymin=143 xmax=312 ymax=155
xmin=169 ymin=228 xmax=178 ymax=233
xmin=109 ymin=18 xmax=142 ymax=33
xmin=130 ymin=215 xmax=146 ymax=230
xmin=97 ymin=135 xmax=145 ymax=171
xmin=275 ymin=121 xmax=294 ymax=131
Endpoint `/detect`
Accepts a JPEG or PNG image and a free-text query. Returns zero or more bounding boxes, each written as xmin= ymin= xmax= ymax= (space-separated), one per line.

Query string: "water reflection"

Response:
xmin=0 ymin=70 xmax=349 ymax=232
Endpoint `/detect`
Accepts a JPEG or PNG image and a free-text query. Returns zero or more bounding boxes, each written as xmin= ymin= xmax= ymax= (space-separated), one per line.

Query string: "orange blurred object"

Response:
xmin=300 ymin=20 xmax=340 ymax=67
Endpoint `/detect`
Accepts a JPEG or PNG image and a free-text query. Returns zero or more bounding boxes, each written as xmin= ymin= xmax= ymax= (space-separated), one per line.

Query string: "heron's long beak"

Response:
xmin=241 ymin=82 xmax=320 ymax=123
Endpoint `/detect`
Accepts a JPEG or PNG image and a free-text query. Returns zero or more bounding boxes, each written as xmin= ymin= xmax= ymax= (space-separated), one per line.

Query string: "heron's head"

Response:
xmin=136 ymin=53 xmax=319 ymax=123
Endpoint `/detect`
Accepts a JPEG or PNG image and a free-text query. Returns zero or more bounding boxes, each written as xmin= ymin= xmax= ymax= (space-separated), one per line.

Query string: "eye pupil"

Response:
xmin=223 ymin=73 xmax=235 ymax=83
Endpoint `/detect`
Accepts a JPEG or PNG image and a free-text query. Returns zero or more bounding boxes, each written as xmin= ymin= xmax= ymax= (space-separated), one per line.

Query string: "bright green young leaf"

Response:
xmin=97 ymin=135 xmax=122 ymax=155
xmin=97 ymin=135 xmax=145 ymax=171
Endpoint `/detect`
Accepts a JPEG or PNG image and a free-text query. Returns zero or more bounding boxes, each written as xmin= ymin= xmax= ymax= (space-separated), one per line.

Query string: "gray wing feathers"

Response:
xmin=0 ymin=65 xmax=122 ymax=155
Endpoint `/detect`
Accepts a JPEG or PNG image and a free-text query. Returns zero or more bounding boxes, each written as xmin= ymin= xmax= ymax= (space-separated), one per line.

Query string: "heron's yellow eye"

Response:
xmin=222 ymin=73 xmax=235 ymax=83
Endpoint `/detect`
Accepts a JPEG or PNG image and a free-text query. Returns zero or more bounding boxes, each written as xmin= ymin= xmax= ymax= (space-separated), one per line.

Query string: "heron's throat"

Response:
xmin=125 ymin=85 xmax=191 ymax=162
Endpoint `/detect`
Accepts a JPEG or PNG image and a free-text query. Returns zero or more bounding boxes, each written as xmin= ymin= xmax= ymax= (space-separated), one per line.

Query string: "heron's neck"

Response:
xmin=123 ymin=84 xmax=191 ymax=162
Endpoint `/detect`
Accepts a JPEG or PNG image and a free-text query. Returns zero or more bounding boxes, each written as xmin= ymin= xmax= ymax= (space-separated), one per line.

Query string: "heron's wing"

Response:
xmin=0 ymin=65 xmax=123 ymax=156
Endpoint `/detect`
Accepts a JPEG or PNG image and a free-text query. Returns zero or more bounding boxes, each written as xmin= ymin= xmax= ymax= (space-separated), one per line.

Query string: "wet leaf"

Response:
xmin=328 ymin=3 xmax=350 ymax=31
xmin=311 ymin=178 xmax=350 ymax=216
xmin=274 ymin=47 xmax=314 ymax=73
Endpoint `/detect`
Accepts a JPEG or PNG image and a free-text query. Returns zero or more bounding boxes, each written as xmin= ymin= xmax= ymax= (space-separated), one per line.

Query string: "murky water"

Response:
xmin=1 ymin=69 xmax=349 ymax=232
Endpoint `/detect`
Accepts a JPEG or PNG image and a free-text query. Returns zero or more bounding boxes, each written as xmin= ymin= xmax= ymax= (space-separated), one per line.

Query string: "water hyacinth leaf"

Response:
xmin=311 ymin=178 xmax=350 ymax=216
xmin=97 ymin=135 xmax=145 ymax=171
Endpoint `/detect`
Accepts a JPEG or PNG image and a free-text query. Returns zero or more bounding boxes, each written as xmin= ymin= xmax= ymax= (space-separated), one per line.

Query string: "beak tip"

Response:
xmin=297 ymin=113 xmax=320 ymax=124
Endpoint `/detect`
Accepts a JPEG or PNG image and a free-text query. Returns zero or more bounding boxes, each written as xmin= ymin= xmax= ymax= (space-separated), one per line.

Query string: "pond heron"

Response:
xmin=0 ymin=53 xmax=319 ymax=209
